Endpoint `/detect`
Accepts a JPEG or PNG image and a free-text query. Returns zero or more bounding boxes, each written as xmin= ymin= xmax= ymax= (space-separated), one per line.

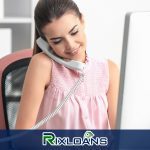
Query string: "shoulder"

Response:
xmin=107 ymin=59 xmax=120 ymax=83
xmin=29 ymin=52 xmax=52 ymax=75
xmin=107 ymin=59 xmax=119 ymax=73
xmin=27 ymin=52 xmax=52 ymax=86
xmin=89 ymin=57 xmax=119 ymax=73
xmin=31 ymin=52 xmax=52 ymax=68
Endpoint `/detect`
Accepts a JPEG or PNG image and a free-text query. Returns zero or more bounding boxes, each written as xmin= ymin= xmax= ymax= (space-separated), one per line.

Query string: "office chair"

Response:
xmin=0 ymin=49 xmax=33 ymax=129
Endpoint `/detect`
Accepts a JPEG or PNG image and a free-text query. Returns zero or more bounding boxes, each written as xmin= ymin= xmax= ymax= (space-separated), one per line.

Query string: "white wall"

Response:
xmin=74 ymin=0 xmax=150 ymax=66
xmin=1 ymin=0 xmax=150 ymax=65
xmin=0 ymin=29 xmax=12 ymax=58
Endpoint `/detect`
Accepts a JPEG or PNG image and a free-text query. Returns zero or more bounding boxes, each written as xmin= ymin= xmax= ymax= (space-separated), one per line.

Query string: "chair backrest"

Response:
xmin=0 ymin=49 xmax=33 ymax=129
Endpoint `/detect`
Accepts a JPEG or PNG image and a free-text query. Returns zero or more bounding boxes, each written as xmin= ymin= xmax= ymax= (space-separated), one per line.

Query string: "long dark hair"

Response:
xmin=33 ymin=0 xmax=82 ymax=55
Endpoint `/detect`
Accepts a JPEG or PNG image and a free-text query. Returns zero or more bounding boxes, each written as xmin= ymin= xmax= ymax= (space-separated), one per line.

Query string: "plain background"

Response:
xmin=74 ymin=0 xmax=150 ymax=67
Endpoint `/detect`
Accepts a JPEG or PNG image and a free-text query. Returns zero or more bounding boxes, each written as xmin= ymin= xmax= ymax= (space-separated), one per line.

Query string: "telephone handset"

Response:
xmin=36 ymin=37 xmax=85 ymax=71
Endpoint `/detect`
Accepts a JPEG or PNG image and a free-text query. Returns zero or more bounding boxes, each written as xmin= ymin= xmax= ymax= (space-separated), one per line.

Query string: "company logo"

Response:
xmin=42 ymin=131 xmax=108 ymax=146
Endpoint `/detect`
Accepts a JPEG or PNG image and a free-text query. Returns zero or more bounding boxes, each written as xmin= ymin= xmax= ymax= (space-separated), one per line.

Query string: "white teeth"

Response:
xmin=71 ymin=49 xmax=79 ymax=55
xmin=66 ymin=50 xmax=77 ymax=55
xmin=71 ymin=50 xmax=77 ymax=54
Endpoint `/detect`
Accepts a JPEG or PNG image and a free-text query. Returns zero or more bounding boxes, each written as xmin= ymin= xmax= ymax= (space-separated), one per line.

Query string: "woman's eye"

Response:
xmin=53 ymin=40 xmax=61 ymax=45
xmin=71 ymin=30 xmax=78 ymax=36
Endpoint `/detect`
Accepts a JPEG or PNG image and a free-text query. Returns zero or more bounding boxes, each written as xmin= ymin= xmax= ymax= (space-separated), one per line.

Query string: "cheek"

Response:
xmin=78 ymin=32 xmax=86 ymax=44
xmin=52 ymin=45 xmax=65 ymax=55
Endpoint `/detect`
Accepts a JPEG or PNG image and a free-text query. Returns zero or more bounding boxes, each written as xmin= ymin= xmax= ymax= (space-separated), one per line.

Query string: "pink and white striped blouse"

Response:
xmin=36 ymin=55 xmax=110 ymax=129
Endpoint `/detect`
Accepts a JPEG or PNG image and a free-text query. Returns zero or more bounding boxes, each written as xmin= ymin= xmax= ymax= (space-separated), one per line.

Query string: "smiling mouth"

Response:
xmin=65 ymin=46 xmax=80 ymax=56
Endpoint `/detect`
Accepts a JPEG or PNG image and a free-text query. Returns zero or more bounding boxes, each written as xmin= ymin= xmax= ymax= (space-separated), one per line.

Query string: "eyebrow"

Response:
xmin=50 ymin=25 xmax=78 ymax=41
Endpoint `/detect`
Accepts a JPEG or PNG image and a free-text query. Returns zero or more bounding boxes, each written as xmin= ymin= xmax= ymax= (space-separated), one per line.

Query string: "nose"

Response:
xmin=65 ymin=37 xmax=76 ymax=51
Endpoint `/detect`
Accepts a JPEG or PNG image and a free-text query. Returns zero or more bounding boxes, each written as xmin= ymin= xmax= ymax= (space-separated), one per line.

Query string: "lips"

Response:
xmin=65 ymin=46 xmax=80 ymax=56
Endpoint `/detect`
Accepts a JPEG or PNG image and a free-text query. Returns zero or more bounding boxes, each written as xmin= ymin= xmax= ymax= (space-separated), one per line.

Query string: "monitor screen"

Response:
xmin=117 ymin=11 xmax=150 ymax=129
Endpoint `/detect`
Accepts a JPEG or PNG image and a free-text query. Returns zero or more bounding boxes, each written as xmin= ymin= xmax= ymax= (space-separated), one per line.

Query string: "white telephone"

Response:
xmin=36 ymin=37 xmax=85 ymax=71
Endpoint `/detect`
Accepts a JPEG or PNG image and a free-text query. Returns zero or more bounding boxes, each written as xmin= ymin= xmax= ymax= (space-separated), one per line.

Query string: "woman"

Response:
xmin=15 ymin=0 xmax=119 ymax=129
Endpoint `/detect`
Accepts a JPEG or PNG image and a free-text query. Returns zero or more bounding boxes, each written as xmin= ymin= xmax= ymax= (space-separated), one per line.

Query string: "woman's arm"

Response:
xmin=15 ymin=53 xmax=52 ymax=129
xmin=107 ymin=59 xmax=120 ymax=129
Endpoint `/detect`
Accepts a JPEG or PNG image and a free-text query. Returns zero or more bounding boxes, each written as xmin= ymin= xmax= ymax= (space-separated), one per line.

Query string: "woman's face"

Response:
xmin=42 ymin=13 xmax=86 ymax=62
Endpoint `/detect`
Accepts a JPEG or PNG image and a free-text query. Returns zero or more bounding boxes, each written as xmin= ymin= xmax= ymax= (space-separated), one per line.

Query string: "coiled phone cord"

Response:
xmin=0 ymin=74 xmax=84 ymax=143
xmin=31 ymin=73 xmax=84 ymax=129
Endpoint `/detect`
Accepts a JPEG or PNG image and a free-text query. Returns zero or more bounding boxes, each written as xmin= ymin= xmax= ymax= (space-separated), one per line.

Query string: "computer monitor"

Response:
xmin=117 ymin=11 xmax=150 ymax=129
